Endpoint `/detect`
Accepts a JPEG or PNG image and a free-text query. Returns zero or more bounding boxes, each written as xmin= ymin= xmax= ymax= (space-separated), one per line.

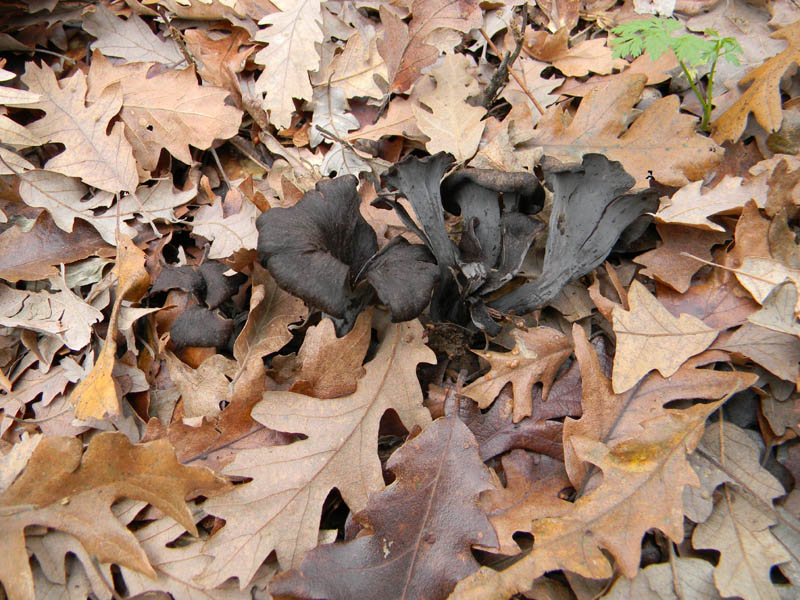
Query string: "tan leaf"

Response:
xmin=531 ymin=72 xmax=721 ymax=190
xmin=717 ymin=322 xmax=800 ymax=383
xmin=183 ymin=28 xmax=254 ymax=95
xmin=291 ymin=311 xmax=371 ymax=399
xmin=451 ymin=403 xmax=720 ymax=598
xmin=253 ymin=0 xmax=323 ymax=129
xmin=603 ymin=557 xmax=717 ymax=600
xmin=654 ymin=176 xmax=766 ymax=231
xmin=377 ymin=0 xmax=482 ymax=93
xmin=191 ymin=192 xmax=259 ymax=259
xmin=565 ymin=325 xmax=755 ymax=488
xmin=166 ymin=353 xmax=238 ymax=419
xmin=315 ymin=32 xmax=388 ymax=100
xmin=747 ymin=281 xmax=800 ymax=335
xmin=633 ymin=224 xmax=728 ymax=293
xmin=413 ymin=54 xmax=486 ymax=162
xmin=87 ymin=52 xmax=243 ymax=172
xmin=199 ymin=319 xmax=434 ymax=587
xmin=735 ymin=257 xmax=800 ymax=314
xmin=713 ymin=21 xmax=800 ymax=143
xmin=14 ymin=62 xmax=137 ymax=193
xmin=462 ymin=327 xmax=572 ymax=422
xmin=693 ymin=485 xmax=791 ymax=600
xmin=0 ymin=432 xmax=223 ymax=600
xmin=345 ymin=97 xmax=422 ymax=142
xmin=527 ymin=29 xmax=617 ymax=77
xmin=83 ymin=3 xmax=185 ymax=66
xmin=611 ymin=280 xmax=718 ymax=393
xmin=499 ymin=58 xmax=564 ymax=120
xmin=70 ymin=235 xmax=149 ymax=420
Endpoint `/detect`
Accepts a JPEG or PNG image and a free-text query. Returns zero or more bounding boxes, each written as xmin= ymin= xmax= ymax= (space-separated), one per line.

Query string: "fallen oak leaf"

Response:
xmin=0 ymin=432 xmax=224 ymax=600
xmin=462 ymin=327 xmax=572 ymax=422
xmin=70 ymin=235 xmax=149 ymax=420
xmin=611 ymin=279 xmax=718 ymax=393
xmin=198 ymin=318 xmax=435 ymax=587
xmin=269 ymin=415 xmax=497 ymax=600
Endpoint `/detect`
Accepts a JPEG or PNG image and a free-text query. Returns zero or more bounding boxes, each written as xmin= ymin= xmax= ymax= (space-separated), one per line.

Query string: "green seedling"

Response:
xmin=610 ymin=17 xmax=743 ymax=132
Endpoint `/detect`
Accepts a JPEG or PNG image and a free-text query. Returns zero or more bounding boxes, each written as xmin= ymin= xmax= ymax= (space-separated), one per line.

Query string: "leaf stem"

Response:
xmin=678 ymin=59 xmax=711 ymax=133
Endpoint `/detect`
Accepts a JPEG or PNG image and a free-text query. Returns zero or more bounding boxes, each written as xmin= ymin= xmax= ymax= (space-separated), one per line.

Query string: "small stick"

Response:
xmin=480 ymin=7 xmax=528 ymax=108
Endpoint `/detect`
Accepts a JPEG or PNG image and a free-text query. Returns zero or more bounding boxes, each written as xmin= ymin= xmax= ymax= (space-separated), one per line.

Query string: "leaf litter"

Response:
xmin=0 ymin=1 xmax=799 ymax=599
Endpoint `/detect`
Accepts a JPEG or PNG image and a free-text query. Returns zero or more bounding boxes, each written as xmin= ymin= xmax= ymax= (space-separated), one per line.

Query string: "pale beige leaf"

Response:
xmin=693 ymin=485 xmax=791 ymax=600
xmin=0 ymin=147 xmax=34 ymax=175
xmin=199 ymin=319 xmax=434 ymax=587
xmin=17 ymin=62 xmax=137 ymax=193
xmin=735 ymin=257 xmax=800 ymax=314
xmin=309 ymin=86 xmax=359 ymax=148
xmin=191 ymin=196 xmax=259 ymax=259
xmin=166 ymin=353 xmax=238 ymax=419
xmin=0 ymin=114 xmax=40 ymax=147
xmin=87 ymin=53 xmax=242 ymax=172
xmin=0 ymin=432 xmax=41 ymax=493
xmin=84 ymin=3 xmax=185 ymax=65
xmin=315 ymin=31 xmax=388 ymax=100
xmin=603 ymin=557 xmax=717 ymax=600
xmin=747 ymin=281 xmax=800 ymax=335
xmin=499 ymin=58 xmax=564 ymax=120
xmin=345 ymin=96 xmax=423 ymax=142
xmin=413 ymin=54 xmax=486 ymax=162
xmin=253 ymin=0 xmax=323 ymax=129
xmin=612 ymin=280 xmax=718 ymax=393
xmin=655 ymin=176 xmax=766 ymax=231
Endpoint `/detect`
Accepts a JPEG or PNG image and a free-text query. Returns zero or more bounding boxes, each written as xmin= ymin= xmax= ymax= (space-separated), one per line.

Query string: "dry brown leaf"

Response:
xmin=166 ymin=353 xmax=238 ymax=419
xmin=747 ymin=281 xmax=800 ymax=335
xmin=735 ymin=257 xmax=800 ymax=314
xmin=87 ymin=52 xmax=243 ymax=172
xmin=634 ymin=224 xmax=728 ymax=293
xmin=83 ymin=3 xmax=185 ymax=66
xmin=526 ymin=28 xmax=617 ymax=77
xmin=713 ymin=21 xmax=800 ymax=143
xmin=603 ymin=557 xmax=717 ymax=600
xmin=253 ymin=0 xmax=323 ymax=129
xmin=451 ymin=402 xmax=721 ymax=598
xmin=462 ymin=327 xmax=572 ymax=422
xmin=314 ymin=31 xmax=388 ymax=100
xmin=345 ymin=97 xmax=423 ymax=142
xmin=693 ymin=485 xmax=791 ymax=600
xmin=290 ymin=310 xmax=371 ymax=398
xmin=191 ymin=191 xmax=259 ymax=259
xmin=270 ymin=416 xmax=497 ymax=600
xmin=564 ymin=325 xmax=755 ymax=488
xmin=717 ymin=321 xmax=800 ymax=383
xmin=377 ymin=0 xmax=482 ymax=93
xmin=413 ymin=54 xmax=486 ymax=162
xmin=183 ymin=28 xmax=254 ymax=98
xmin=0 ymin=432 xmax=223 ymax=600
xmin=13 ymin=62 xmax=138 ymax=193
xmin=654 ymin=176 xmax=766 ymax=231
xmin=499 ymin=58 xmax=564 ymax=120
xmin=70 ymin=235 xmax=149 ymax=420
xmin=611 ymin=280 xmax=718 ymax=393
xmin=199 ymin=318 xmax=434 ymax=587
xmin=531 ymin=72 xmax=721 ymax=190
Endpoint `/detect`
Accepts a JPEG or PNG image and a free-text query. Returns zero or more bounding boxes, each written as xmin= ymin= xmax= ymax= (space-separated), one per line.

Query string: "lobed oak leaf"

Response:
xmin=253 ymin=0 xmax=323 ymax=129
xmin=717 ymin=321 xmax=800 ymax=383
xmin=526 ymin=28 xmax=617 ymax=77
xmin=413 ymin=54 xmax=486 ymax=163
xmin=345 ymin=97 xmax=423 ymax=143
xmin=633 ymin=224 xmax=728 ymax=293
xmin=183 ymin=28 xmax=254 ymax=96
xmin=462 ymin=327 xmax=572 ymax=422
xmin=87 ymin=52 xmax=243 ymax=172
xmin=713 ymin=20 xmax=800 ymax=144
xmin=314 ymin=32 xmax=388 ymax=100
xmin=565 ymin=325 xmax=756 ymax=488
xmin=269 ymin=415 xmax=497 ymax=600
xmin=0 ymin=432 xmax=224 ymax=600
xmin=654 ymin=175 xmax=766 ymax=231
xmin=83 ymin=3 xmax=185 ymax=66
xmin=611 ymin=280 xmax=718 ymax=393
xmin=14 ymin=62 xmax=137 ymax=193
xmin=192 ymin=193 xmax=259 ymax=259
xmin=377 ymin=0 xmax=482 ymax=94
xmin=747 ymin=280 xmax=800 ymax=336
xmin=693 ymin=485 xmax=791 ymax=600
xmin=199 ymin=319 xmax=435 ymax=587
xmin=603 ymin=557 xmax=717 ymax=599
xmin=499 ymin=58 xmax=564 ymax=119
xmin=451 ymin=402 xmax=722 ymax=597
xmin=529 ymin=72 xmax=721 ymax=190
xmin=734 ymin=257 xmax=800 ymax=314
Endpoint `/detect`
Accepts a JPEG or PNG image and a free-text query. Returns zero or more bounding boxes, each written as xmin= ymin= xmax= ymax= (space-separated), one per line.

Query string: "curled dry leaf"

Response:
xmin=0 ymin=432 xmax=224 ymax=600
xmin=270 ymin=416 xmax=497 ymax=600
xmin=70 ymin=235 xmax=149 ymax=420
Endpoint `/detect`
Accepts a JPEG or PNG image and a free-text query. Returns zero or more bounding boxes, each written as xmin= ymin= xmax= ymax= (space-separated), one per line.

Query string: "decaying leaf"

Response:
xmin=199 ymin=319 xmax=434 ymax=587
xmin=611 ymin=279 xmax=718 ymax=393
xmin=463 ymin=327 xmax=572 ymax=421
xmin=0 ymin=432 xmax=223 ymax=600
xmin=270 ymin=416 xmax=497 ymax=600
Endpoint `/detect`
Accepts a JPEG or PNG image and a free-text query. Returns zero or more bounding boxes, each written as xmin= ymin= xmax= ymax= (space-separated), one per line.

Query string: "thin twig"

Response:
xmin=480 ymin=6 xmax=528 ymax=108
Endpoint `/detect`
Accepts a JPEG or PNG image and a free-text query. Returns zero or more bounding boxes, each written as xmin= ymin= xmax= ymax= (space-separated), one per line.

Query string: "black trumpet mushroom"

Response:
xmin=256 ymin=175 xmax=438 ymax=335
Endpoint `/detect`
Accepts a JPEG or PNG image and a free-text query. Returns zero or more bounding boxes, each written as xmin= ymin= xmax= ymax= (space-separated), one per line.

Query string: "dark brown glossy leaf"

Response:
xmin=270 ymin=416 xmax=498 ymax=600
